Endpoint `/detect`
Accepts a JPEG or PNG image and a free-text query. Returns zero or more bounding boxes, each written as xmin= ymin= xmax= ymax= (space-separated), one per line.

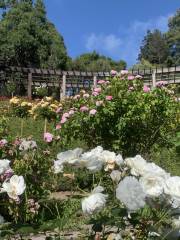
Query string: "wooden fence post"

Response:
xmin=61 ymin=73 xmax=66 ymax=99
xmin=152 ymin=70 xmax=156 ymax=88
xmin=28 ymin=72 xmax=32 ymax=99
xmin=93 ymin=75 xmax=97 ymax=88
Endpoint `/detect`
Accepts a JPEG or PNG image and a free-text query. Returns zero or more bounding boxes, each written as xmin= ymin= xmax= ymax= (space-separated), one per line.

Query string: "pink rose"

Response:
xmin=128 ymin=75 xmax=135 ymax=80
xmin=121 ymin=70 xmax=128 ymax=75
xmin=156 ymin=81 xmax=166 ymax=87
xmin=80 ymin=106 xmax=89 ymax=112
xmin=44 ymin=132 xmax=53 ymax=143
xmin=56 ymin=124 xmax=61 ymax=130
xmin=106 ymin=96 xmax=113 ymax=101
xmin=110 ymin=70 xmax=117 ymax=76
xmin=128 ymin=86 xmax=134 ymax=91
xmin=89 ymin=109 xmax=97 ymax=115
xmin=0 ymin=139 xmax=8 ymax=147
xmin=62 ymin=112 xmax=70 ymax=118
xmin=143 ymin=85 xmax=150 ymax=93
xmin=92 ymin=91 xmax=99 ymax=96
xmin=69 ymin=110 xmax=75 ymax=115
xmin=56 ymin=107 xmax=63 ymax=113
xmin=98 ymin=80 xmax=106 ymax=84
xmin=94 ymin=87 xmax=101 ymax=93
xmin=61 ymin=117 xmax=67 ymax=124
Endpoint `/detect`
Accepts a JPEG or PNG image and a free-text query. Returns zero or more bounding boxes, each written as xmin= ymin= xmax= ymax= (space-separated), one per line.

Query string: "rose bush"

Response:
xmin=56 ymin=71 xmax=179 ymax=156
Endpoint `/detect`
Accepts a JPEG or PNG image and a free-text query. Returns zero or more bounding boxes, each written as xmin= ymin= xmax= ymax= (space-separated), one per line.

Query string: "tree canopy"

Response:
xmin=0 ymin=0 xmax=68 ymax=68
xmin=70 ymin=51 xmax=127 ymax=71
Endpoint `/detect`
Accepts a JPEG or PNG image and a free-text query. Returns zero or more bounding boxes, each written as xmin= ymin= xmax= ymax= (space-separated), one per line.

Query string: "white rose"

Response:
xmin=0 ymin=159 xmax=10 ymax=175
xmin=19 ymin=140 xmax=37 ymax=151
xmin=143 ymin=162 xmax=169 ymax=179
xmin=56 ymin=148 xmax=83 ymax=165
xmin=125 ymin=155 xmax=147 ymax=176
xmin=100 ymin=150 xmax=116 ymax=171
xmin=164 ymin=176 xmax=180 ymax=208
xmin=115 ymin=154 xmax=124 ymax=166
xmin=53 ymin=160 xmax=64 ymax=174
xmin=82 ymin=186 xmax=108 ymax=214
xmin=2 ymin=175 xmax=26 ymax=200
xmin=139 ymin=174 xmax=166 ymax=197
xmin=79 ymin=146 xmax=104 ymax=172
xmin=110 ymin=170 xmax=121 ymax=183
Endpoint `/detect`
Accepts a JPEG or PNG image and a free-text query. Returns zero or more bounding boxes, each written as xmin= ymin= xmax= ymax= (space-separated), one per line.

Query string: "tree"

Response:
xmin=71 ymin=51 xmax=127 ymax=71
xmin=0 ymin=0 xmax=68 ymax=69
xmin=166 ymin=9 xmax=180 ymax=65
xmin=138 ymin=29 xmax=169 ymax=65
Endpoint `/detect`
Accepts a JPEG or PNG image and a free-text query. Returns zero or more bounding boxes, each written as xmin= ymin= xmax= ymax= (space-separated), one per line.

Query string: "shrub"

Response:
xmin=58 ymin=72 xmax=179 ymax=156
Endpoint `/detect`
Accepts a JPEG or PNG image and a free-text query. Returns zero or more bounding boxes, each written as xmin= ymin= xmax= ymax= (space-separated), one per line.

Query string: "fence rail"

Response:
xmin=0 ymin=64 xmax=180 ymax=99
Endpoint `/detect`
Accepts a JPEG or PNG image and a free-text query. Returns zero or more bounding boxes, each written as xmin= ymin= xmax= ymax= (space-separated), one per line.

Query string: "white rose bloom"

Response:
xmin=19 ymin=140 xmax=37 ymax=151
xmin=82 ymin=186 xmax=108 ymax=214
xmin=2 ymin=175 xmax=26 ymax=200
xmin=79 ymin=146 xmax=104 ymax=172
xmin=116 ymin=176 xmax=146 ymax=212
xmin=115 ymin=154 xmax=124 ymax=166
xmin=143 ymin=162 xmax=169 ymax=179
xmin=0 ymin=159 xmax=11 ymax=175
xmin=164 ymin=176 xmax=180 ymax=208
xmin=99 ymin=150 xmax=117 ymax=171
xmin=53 ymin=160 xmax=64 ymax=174
xmin=125 ymin=155 xmax=147 ymax=176
xmin=56 ymin=148 xmax=83 ymax=165
xmin=110 ymin=170 xmax=122 ymax=183
xmin=139 ymin=174 xmax=166 ymax=197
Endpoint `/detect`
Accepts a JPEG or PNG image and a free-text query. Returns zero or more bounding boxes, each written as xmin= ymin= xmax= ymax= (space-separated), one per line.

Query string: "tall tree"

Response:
xmin=166 ymin=9 xmax=180 ymax=65
xmin=138 ymin=29 xmax=169 ymax=65
xmin=0 ymin=0 xmax=68 ymax=68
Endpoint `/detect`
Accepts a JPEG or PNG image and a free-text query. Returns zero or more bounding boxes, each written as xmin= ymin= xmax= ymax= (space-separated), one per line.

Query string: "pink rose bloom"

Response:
xmin=62 ymin=112 xmax=70 ymax=118
xmin=73 ymin=95 xmax=81 ymax=100
xmin=44 ymin=132 xmax=53 ymax=143
xmin=106 ymin=96 xmax=113 ymax=101
xmin=156 ymin=81 xmax=166 ymax=87
xmin=128 ymin=86 xmax=134 ymax=91
xmin=128 ymin=75 xmax=135 ymax=80
xmin=110 ymin=70 xmax=117 ymax=76
xmin=83 ymin=93 xmax=90 ymax=98
xmin=56 ymin=124 xmax=61 ymax=130
xmin=92 ymin=91 xmax=99 ymax=96
xmin=135 ymin=75 xmax=143 ymax=79
xmin=69 ymin=110 xmax=75 ymax=115
xmin=143 ymin=85 xmax=150 ymax=93
xmin=89 ymin=109 xmax=97 ymax=115
xmin=56 ymin=107 xmax=63 ymax=113
xmin=0 ymin=139 xmax=8 ymax=147
xmin=80 ymin=106 xmax=89 ymax=112
xmin=96 ymin=100 xmax=104 ymax=107
xmin=14 ymin=139 xmax=21 ymax=146
xmin=94 ymin=87 xmax=101 ymax=93
xmin=98 ymin=80 xmax=106 ymax=84
xmin=61 ymin=117 xmax=67 ymax=124
xmin=121 ymin=70 xmax=128 ymax=75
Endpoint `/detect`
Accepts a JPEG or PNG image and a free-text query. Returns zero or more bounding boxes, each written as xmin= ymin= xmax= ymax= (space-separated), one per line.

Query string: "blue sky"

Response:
xmin=44 ymin=0 xmax=179 ymax=66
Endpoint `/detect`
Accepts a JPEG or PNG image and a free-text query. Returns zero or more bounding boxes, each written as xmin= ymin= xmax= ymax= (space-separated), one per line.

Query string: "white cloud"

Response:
xmin=86 ymin=33 xmax=122 ymax=53
xmin=85 ymin=14 xmax=171 ymax=66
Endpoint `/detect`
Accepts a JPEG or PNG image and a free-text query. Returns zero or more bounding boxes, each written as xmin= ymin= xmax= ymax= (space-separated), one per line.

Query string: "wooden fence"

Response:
xmin=0 ymin=64 xmax=180 ymax=99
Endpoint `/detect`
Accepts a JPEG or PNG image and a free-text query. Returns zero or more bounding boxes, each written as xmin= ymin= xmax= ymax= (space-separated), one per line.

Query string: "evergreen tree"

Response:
xmin=166 ymin=9 xmax=180 ymax=65
xmin=138 ymin=29 xmax=169 ymax=65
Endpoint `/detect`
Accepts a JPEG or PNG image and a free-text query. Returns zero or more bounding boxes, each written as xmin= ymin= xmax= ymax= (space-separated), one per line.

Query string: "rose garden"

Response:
xmin=0 ymin=70 xmax=179 ymax=239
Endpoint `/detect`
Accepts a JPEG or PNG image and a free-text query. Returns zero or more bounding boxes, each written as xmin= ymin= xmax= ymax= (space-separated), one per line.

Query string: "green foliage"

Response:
xmin=0 ymin=0 xmax=68 ymax=69
xmin=70 ymin=51 xmax=127 ymax=71
xmin=59 ymin=75 xmax=179 ymax=157
xmin=166 ymin=9 xmax=180 ymax=66
xmin=138 ymin=29 xmax=169 ymax=65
